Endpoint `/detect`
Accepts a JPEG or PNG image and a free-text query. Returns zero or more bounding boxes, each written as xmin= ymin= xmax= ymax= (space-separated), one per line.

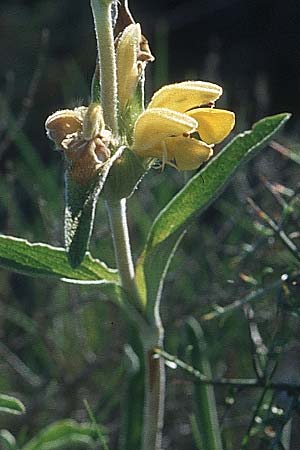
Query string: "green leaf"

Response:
xmin=136 ymin=232 xmax=185 ymax=318
xmin=65 ymin=146 xmax=125 ymax=268
xmin=146 ymin=113 xmax=291 ymax=252
xmin=185 ymin=318 xmax=223 ymax=450
xmin=83 ymin=401 xmax=109 ymax=450
xmin=21 ymin=419 xmax=101 ymax=450
xmin=0 ymin=430 xmax=18 ymax=450
xmin=0 ymin=394 xmax=25 ymax=415
xmin=0 ymin=235 xmax=118 ymax=284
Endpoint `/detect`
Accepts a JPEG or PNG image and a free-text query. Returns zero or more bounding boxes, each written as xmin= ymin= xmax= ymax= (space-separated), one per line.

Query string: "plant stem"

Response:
xmin=107 ymin=198 xmax=165 ymax=450
xmin=91 ymin=3 xmax=166 ymax=447
xmin=142 ymin=327 xmax=165 ymax=450
xmin=106 ymin=198 xmax=137 ymax=297
xmin=90 ymin=0 xmax=118 ymax=135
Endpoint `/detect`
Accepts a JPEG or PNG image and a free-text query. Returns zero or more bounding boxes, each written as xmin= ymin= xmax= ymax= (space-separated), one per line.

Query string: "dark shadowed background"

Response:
xmin=1 ymin=1 xmax=300 ymax=449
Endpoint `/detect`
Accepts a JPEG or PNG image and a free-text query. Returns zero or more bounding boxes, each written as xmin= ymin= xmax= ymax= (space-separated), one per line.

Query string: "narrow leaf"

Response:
xmin=146 ymin=113 xmax=290 ymax=251
xmin=119 ymin=330 xmax=144 ymax=450
xmin=83 ymin=400 xmax=109 ymax=450
xmin=65 ymin=146 xmax=125 ymax=268
xmin=185 ymin=318 xmax=223 ymax=450
xmin=21 ymin=420 xmax=101 ymax=450
xmin=0 ymin=235 xmax=118 ymax=284
xmin=0 ymin=394 xmax=25 ymax=415
xmin=0 ymin=430 xmax=18 ymax=450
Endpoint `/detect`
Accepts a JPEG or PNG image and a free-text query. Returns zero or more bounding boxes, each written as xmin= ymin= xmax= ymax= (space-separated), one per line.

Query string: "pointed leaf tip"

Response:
xmin=65 ymin=146 xmax=125 ymax=267
xmin=146 ymin=112 xmax=291 ymax=251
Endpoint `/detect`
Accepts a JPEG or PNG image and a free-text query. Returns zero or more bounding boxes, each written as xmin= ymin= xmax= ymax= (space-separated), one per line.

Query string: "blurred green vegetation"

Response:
xmin=1 ymin=1 xmax=300 ymax=449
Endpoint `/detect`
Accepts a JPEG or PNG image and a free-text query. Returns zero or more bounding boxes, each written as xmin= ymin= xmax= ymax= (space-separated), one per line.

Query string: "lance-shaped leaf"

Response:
xmin=65 ymin=145 xmax=125 ymax=267
xmin=0 ymin=235 xmax=118 ymax=284
xmin=145 ymin=113 xmax=290 ymax=252
xmin=0 ymin=394 xmax=25 ymax=416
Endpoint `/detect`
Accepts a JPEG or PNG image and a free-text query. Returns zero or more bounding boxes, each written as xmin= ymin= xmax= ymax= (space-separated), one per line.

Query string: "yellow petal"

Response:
xmin=148 ymin=81 xmax=223 ymax=113
xmin=116 ymin=23 xmax=141 ymax=109
xmin=133 ymin=107 xmax=197 ymax=157
xmin=188 ymin=108 xmax=235 ymax=144
xmin=164 ymin=136 xmax=213 ymax=170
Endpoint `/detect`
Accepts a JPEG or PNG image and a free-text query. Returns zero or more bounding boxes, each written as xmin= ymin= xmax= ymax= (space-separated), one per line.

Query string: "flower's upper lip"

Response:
xmin=147 ymin=81 xmax=223 ymax=113
xmin=133 ymin=107 xmax=198 ymax=153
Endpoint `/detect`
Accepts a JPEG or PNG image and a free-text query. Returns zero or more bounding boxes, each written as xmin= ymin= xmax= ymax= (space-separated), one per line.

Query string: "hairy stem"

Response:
xmin=91 ymin=3 xmax=166 ymax=447
xmin=90 ymin=0 xmax=118 ymax=135
xmin=106 ymin=199 xmax=137 ymax=297
xmin=107 ymin=198 xmax=166 ymax=450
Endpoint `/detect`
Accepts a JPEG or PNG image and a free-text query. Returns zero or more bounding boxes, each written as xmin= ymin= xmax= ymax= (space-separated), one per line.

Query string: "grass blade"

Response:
xmin=185 ymin=318 xmax=223 ymax=450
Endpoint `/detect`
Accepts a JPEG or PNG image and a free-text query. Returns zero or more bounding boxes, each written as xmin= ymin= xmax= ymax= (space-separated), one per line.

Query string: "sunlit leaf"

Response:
xmin=0 ymin=394 xmax=25 ymax=415
xmin=146 ymin=113 xmax=291 ymax=252
xmin=0 ymin=235 xmax=118 ymax=284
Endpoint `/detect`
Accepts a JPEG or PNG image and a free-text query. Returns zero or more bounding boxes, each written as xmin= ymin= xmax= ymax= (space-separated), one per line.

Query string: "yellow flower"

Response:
xmin=132 ymin=81 xmax=235 ymax=170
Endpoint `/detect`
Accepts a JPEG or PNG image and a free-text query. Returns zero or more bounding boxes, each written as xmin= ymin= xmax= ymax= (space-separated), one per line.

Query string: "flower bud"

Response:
xmin=45 ymin=104 xmax=111 ymax=185
xmin=116 ymin=23 xmax=154 ymax=110
xmin=116 ymin=23 xmax=141 ymax=110
xmin=82 ymin=103 xmax=105 ymax=141
xmin=45 ymin=108 xmax=86 ymax=149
